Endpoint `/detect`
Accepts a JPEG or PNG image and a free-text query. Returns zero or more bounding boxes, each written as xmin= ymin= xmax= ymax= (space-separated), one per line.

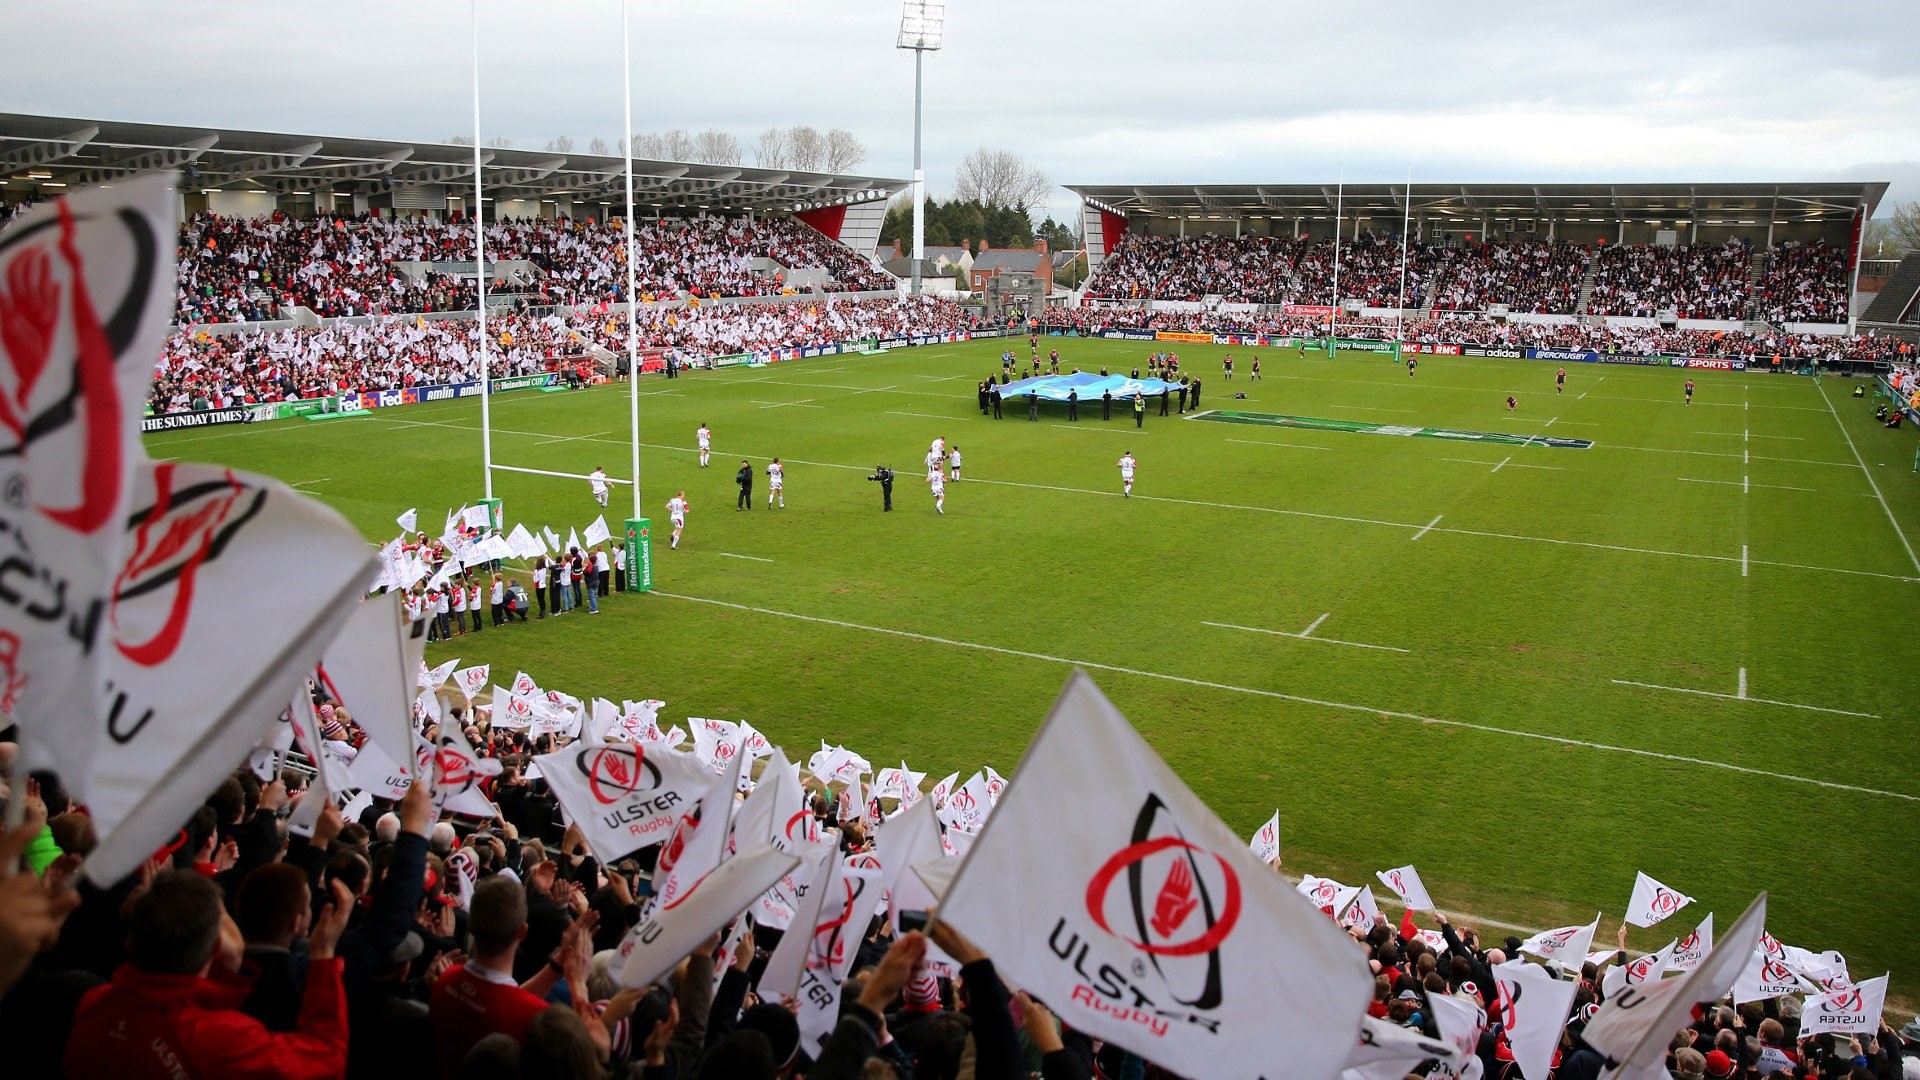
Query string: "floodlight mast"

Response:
xmin=897 ymin=1 xmax=945 ymax=296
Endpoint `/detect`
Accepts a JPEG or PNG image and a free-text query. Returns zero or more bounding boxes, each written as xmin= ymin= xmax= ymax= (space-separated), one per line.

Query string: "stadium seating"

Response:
xmin=1584 ymin=238 xmax=1753 ymax=319
xmin=1426 ymin=241 xmax=1587 ymax=314
xmin=172 ymin=212 xmax=896 ymax=324
xmin=1752 ymin=240 xmax=1850 ymax=324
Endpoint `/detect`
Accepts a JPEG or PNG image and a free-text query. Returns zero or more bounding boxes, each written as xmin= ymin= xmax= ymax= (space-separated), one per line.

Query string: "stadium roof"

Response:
xmin=0 ymin=113 xmax=906 ymax=213
xmin=1067 ymin=182 xmax=1888 ymax=223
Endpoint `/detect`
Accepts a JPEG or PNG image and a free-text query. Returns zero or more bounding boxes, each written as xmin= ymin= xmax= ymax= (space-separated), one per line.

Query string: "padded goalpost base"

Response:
xmin=624 ymin=518 xmax=654 ymax=592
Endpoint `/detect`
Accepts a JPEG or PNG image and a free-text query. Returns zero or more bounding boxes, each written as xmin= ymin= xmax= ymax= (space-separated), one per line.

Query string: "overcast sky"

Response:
xmin=6 ymin=0 xmax=1915 ymax=223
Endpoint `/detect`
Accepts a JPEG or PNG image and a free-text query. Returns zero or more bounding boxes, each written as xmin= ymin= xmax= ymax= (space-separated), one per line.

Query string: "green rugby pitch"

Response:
xmin=147 ymin=338 xmax=1920 ymax=995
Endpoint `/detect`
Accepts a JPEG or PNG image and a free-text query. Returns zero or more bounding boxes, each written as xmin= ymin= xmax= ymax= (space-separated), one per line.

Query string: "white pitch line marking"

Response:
xmin=1601 ymin=443 xmax=1852 ymax=467
xmin=1577 ymin=376 xmax=1604 ymax=400
xmin=532 ymin=430 xmax=611 ymax=445
xmin=751 ymin=399 xmax=823 ymax=410
xmin=1742 ymin=544 xmax=1749 ymax=577
xmin=1490 ymin=456 xmax=1512 ymax=474
xmin=1544 ymin=416 xmax=1558 ymax=428
xmin=1411 ymin=514 xmax=1443 ymax=541
xmin=1676 ymin=477 xmax=1820 ymax=493
xmin=1743 ymin=448 xmax=1750 ymax=465
xmin=1743 ymin=474 xmax=1750 ymax=495
xmin=1816 ymin=377 xmax=1920 ymax=576
xmin=650 ymin=591 xmax=1916 ymax=801
xmin=885 ymin=410 xmax=964 ymax=422
xmin=1738 ymin=667 xmax=1748 ymax=699
xmin=1443 ymin=457 xmax=1563 ymax=471
xmin=1226 ymin=438 xmax=1333 ymax=452
xmin=717 ymin=552 xmax=775 ymax=563
xmin=849 ymin=385 xmax=899 ymax=395
xmin=1302 ymin=613 xmax=1330 ymax=636
xmin=1201 ymin=619 xmax=1411 ymax=654
xmin=1610 ymin=678 xmax=1878 ymax=719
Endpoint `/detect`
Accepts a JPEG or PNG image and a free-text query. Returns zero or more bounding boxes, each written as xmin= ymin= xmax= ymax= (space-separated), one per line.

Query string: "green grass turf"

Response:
xmin=147 ymin=340 xmax=1920 ymax=995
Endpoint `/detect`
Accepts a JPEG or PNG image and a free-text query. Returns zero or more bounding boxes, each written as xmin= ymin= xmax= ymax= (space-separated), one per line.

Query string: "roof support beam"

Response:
xmin=61 ymin=134 xmax=219 ymax=185
xmin=0 ymin=125 xmax=98 ymax=171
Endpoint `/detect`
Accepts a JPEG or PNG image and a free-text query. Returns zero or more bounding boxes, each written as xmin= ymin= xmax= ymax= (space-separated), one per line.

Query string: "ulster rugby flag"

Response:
xmin=1669 ymin=911 xmax=1713 ymax=972
xmin=1490 ymin=959 xmax=1580 ymax=1080
xmin=936 ymin=672 xmax=1369 ymax=1080
xmin=615 ymin=843 xmax=797 ymax=992
xmin=1375 ymin=865 xmax=1435 ymax=912
xmin=1624 ymin=871 xmax=1693 ymax=928
xmin=1582 ymin=893 xmax=1766 ymax=1076
xmin=0 ymin=176 xmax=175 ymax=782
xmin=1516 ymin=913 xmax=1600 ymax=967
xmin=81 ymin=462 xmax=376 ymax=883
xmin=318 ymin=591 xmax=427 ymax=780
xmin=536 ymin=740 xmax=715 ymax=861
xmin=1799 ymin=974 xmax=1887 ymax=1038
xmin=1248 ymin=811 xmax=1280 ymax=865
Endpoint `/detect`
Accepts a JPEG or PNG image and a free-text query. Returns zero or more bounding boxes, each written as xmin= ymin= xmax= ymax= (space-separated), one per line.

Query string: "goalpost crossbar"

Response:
xmin=490 ymin=463 xmax=633 ymax=485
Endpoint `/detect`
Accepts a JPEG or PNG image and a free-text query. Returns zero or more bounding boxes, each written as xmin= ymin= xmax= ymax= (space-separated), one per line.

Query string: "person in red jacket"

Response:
xmin=64 ymin=868 xmax=353 ymax=1079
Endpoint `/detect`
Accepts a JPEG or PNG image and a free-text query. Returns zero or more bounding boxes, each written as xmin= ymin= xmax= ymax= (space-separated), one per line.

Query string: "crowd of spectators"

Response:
xmin=1586 ymin=239 xmax=1755 ymax=319
xmin=1086 ymin=233 xmax=1866 ymax=327
xmin=172 ymin=212 xmax=896 ymax=325
xmin=150 ymin=296 xmax=973 ymax=412
xmin=2 ymin=686 xmax=1914 ymax=1080
xmin=1753 ymin=241 xmax=1851 ymax=324
xmin=1427 ymin=241 xmax=1587 ymax=314
xmin=1040 ymin=305 xmax=1905 ymax=362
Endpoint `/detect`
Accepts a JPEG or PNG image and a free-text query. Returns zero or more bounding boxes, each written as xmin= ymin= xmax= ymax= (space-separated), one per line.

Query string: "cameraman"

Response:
xmin=868 ymin=465 xmax=894 ymax=511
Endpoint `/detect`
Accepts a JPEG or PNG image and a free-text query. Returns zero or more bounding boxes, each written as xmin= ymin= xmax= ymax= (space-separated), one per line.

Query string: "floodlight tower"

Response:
xmin=897 ymin=0 xmax=945 ymax=296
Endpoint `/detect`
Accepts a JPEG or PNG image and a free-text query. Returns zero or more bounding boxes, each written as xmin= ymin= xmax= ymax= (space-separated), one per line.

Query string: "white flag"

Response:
xmin=612 ymin=699 xmax=665 ymax=742
xmin=656 ymin=748 xmax=745 ymax=908
xmin=1516 ymin=913 xmax=1601 ymax=967
xmin=1669 ymin=911 xmax=1713 ymax=972
xmin=981 ymin=765 xmax=1008 ymax=804
xmin=1297 ymin=875 xmax=1363 ymax=922
xmin=397 ymin=507 xmax=418 ymax=533
xmin=1375 ymin=865 xmax=1435 ymax=911
xmin=1490 ymin=959 xmax=1580 ymax=1080
xmin=506 ymin=523 xmax=539 ymax=559
xmin=82 ymin=464 xmax=376 ymax=884
xmin=346 ymin=733 xmax=415 ymax=802
xmin=535 ymin=741 xmax=715 ymax=861
xmin=586 ymin=698 xmax=619 ymax=742
xmin=1341 ymin=885 xmax=1382 ymax=932
xmin=491 ymin=687 xmax=534 ymax=730
xmin=759 ymin=848 xmax=835 ymax=989
xmin=735 ymin=720 xmax=773 ymax=762
xmin=1601 ymin=939 xmax=1676 ymax=1000
xmin=1 ymin=176 xmax=177 ymax=786
xmin=421 ymin=658 xmax=457 ymax=689
xmin=430 ymin=724 xmax=499 ymax=818
xmin=877 ymin=797 xmax=947 ymax=932
xmin=1624 ymin=871 xmax=1693 ymax=928
xmin=1733 ymin=947 xmax=1812 ymax=1003
xmin=1582 ymin=893 xmax=1766 ymax=1076
xmin=1343 ymin=1015 xmax=1458 ymax=1080
xmin=566 ymin=526 xmax=580 ymax=554
xmin=463 ymin=504 xmax=491 ymax=530
xmin=1799 ymin=974 xmax=1888 ymax=1038
xmin=584 ymin=514 xmax=611 ymax=547
xmin=1427 ymin=992 xmax=1487 ymax=1080
xmin=616 ymin=843 xmax=797 ymax=991
xmin=690 ymin=717 xmax=742 ymax=773
xmin=928 ymin=771 xmax=958 ymax=807
xmin=511 ymin=669 xmax=538 ymax=696
xmin=317 ymin=592 xmax=427 ymax=779
xmin=453 ymin=664 xmax=490 ymax=702
xmin=937 ymin=771 xmax=991 ymax=833
xmin=935 ymin=672 xmax=1370 ymax=1080
xmin=1249 ymin=811 xmax=1281 ymax=865
xmin=791 ymin=859 xmax=884 ymax=1056
xmin=286 ymin=768 xmax=332 ymax=839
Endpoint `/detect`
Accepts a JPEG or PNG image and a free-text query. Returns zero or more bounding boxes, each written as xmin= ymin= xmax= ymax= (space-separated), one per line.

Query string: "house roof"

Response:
xmin=974 ymin=249 xmax=1045 ymax=273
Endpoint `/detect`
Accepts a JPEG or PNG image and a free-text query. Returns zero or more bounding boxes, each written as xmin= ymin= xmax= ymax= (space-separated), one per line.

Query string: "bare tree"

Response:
xmin=587 ymin=136 xmax=610 ymax=156
xmin=483 ymin=135 xmax=514 ymax=149
xmin=693 ymin=129 xmax=742 ymax=166
xmin=753 ymin=127 xmax=789 ymax=169
xmin=786 ymin=126 xmax=827 ymax=171
xmin=448 ymin=135 xmax=476 ymax=146
xmin=952 ymin=148 xmax=1052 ymax=211
xmin=659 ymin=129 xmax=697 ymax=162
xmin=544 ymin=135 xmax=575 ymax=153
xmin=628 ymin=133 xmax=663 ymax=159
xmin=1865 ymin=201 xmax=1920 ymax=256
xmin=822 ymin=129 xmax=868 ymax=172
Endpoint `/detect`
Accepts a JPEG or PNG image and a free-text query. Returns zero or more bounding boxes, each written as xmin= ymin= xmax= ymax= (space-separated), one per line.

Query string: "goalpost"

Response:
xmin=466 ymin=0 xmax=653 ymax=591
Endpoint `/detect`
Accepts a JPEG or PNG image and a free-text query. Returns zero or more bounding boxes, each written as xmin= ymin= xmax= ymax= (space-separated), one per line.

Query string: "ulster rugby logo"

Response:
xmin=1083 ymin=794 xmax=1241 ymax=1011
xmin=111 ymin=466 xmax=264 ymax=666
xmin=579 ymin=746 xmax=663 ymax=806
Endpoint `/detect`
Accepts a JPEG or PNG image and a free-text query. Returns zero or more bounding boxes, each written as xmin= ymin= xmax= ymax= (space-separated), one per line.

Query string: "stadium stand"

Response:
xmin=1585 ymin=238 xmax=1753 ymax=319
xmin=173 ymin=213 xmax=897 ymax=324
xmin=1426 ymin=241 xmax=1588 ymax=314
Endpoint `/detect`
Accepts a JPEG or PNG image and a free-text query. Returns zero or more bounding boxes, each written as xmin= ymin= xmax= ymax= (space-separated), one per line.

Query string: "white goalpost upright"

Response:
xmin=462 ymin=0 xmax=651 ymax=589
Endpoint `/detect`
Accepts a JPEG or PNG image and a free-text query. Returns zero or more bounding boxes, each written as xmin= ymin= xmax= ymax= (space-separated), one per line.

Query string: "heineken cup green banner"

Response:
xmin=624 ymin=518 xmax=653 ymax=592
